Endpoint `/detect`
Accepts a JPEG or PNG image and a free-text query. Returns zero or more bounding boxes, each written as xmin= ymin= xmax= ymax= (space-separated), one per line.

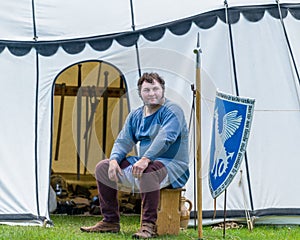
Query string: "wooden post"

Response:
xmin=194 ymin=33 xmax=203 ymax=239
xmin=54 ymin=83 xmax=66 ymax=161
xmin=77 ymin=64 xmax=82 ymax=180
xmin=223 ymin=189 xmax=227 ymax=238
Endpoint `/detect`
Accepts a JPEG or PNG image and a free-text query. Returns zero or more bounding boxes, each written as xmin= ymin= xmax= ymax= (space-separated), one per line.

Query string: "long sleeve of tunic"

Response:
xmin=109 ymin=99 xmax=189 ymax=188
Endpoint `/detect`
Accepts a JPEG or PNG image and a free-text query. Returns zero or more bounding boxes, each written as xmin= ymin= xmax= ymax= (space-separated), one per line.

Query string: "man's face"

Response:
xmin=140 ymin=79 xmax=164 ymax=106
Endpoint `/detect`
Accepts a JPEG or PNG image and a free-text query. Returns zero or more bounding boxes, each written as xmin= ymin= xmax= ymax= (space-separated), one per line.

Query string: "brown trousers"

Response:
xmin=95 ymin=159 xmax=167 ymax=224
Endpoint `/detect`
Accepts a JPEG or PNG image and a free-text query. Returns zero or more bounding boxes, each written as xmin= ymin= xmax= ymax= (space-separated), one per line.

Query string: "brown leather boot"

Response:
xmin=80 ymin=220 xmax=120 ymax=233
xmin=132 ymin=222 xmax=158 ymax=239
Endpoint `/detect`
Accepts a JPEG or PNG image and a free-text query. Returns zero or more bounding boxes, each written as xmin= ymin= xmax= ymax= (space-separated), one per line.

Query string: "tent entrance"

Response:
xmin=50 ymin=61 xmax=131 ymax=214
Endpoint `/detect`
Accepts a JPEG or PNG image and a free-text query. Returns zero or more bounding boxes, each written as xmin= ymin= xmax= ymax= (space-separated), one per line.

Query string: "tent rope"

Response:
xmin=129 ymin=0 xmax=142 ymax=77
xmin=224 ymin=0 xmax=255 ymax=212
xmin=238 ymin=170 xmax=254 ymax=231
xmin=276 ymin=0 xmax=300 ymax=107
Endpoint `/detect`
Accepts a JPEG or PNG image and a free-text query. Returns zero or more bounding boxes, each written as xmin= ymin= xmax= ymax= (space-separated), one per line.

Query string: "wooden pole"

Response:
xmin=223 ymin=189 xmax=227 ymax=238
xmin=54 ymin=83 xmax=66 ymax=161
xmin=77 ymin=64 xmax=82 ymax=180
xmin=194 ymin=33 xmax=203 ymax=240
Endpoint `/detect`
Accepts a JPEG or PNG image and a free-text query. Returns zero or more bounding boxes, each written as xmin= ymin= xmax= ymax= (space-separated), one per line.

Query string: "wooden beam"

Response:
xmin=54 ymin=84 xmax=126 ymax=98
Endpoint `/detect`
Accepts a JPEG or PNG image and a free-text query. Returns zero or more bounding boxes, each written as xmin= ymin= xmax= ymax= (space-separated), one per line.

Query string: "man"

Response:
xmin=80 ymin=72 xmax=189 ymax=238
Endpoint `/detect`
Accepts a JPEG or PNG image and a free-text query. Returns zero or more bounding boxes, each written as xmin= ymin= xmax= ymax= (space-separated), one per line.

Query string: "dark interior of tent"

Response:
xmin=50 ymin=61 xmax=141 ymax=215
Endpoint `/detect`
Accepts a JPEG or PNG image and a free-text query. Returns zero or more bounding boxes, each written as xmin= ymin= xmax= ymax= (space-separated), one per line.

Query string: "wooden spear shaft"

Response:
xmin=194 ymin=33 xmax=203 ymax=239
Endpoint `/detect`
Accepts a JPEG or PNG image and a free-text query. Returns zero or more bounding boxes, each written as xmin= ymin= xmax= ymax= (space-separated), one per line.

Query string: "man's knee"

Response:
xmin=144 ymin=161 xmax=166 ymax=174
xmin=95 ymin=159 xmax=110 ymax=181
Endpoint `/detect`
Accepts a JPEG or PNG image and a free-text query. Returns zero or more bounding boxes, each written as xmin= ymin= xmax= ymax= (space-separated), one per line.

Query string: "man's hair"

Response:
xmin=137 ymin=72 xmax=165 ymax=96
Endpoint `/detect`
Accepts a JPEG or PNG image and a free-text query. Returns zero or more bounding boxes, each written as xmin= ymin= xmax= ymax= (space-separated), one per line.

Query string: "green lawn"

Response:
xmin=0 ymin=215 xmax=300 ymax=239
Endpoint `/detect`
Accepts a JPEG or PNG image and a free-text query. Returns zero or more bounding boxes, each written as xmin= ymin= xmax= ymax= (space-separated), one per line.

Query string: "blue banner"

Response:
xmin=209 ymin=91 xmax=255 ymax=199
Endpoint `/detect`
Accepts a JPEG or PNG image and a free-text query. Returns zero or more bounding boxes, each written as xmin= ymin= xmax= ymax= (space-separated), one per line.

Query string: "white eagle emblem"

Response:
xmin=211 ymin=108 xmax=242 ymax=179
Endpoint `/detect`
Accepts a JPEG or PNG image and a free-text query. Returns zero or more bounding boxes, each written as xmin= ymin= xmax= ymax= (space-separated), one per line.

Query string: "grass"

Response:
xmin=0 ymin=214 xmax=300 ymax=239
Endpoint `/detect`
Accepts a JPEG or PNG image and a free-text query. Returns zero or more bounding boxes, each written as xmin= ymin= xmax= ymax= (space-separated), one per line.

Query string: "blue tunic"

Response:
xmin=109 ymin=99 xmax=190 ymax=188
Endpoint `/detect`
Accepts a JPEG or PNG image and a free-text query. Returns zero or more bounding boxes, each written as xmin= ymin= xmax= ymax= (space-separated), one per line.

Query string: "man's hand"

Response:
xmin=108 ymin=159 xmax=122 ymax=182
xmin=132 ymin=157 xmax=151 ymax=179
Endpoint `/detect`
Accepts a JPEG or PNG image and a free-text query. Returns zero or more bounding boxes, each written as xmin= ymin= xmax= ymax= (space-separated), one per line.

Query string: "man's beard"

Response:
xmin=145 ymin=95 xmax=165 ymax=108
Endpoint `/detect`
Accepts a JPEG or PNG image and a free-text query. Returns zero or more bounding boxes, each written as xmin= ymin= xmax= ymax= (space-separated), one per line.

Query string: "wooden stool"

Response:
xmin=140 ymin=188 xmax=184 ymax=236
xmin=156 ymin=188 xmax=183 ymax=235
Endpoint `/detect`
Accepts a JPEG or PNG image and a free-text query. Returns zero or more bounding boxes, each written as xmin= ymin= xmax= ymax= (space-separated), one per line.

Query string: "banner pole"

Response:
xmin=190 ymin=84 xmax=197 ymax=230
xmin=194 ymin=32 xmax=203 ymax=240
xmin=223 ymin=189 xmax=227 ymax=238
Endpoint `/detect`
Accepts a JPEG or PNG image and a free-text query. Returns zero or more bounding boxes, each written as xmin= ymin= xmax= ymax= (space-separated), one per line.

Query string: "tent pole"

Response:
xmin=102 ymin=71 xmax=109 ymax=159
xmin=194 ymin=33 xmax=203 ymax=240
xmin=77 ymin=64 xmax=82 ymax=180
xmin=84 ymin=94 xmax=89 ymax=175
xmin=54 ymin=83 xmax=66 ymax=160
xmin=119 ymin=78 xmax=124 ymax=132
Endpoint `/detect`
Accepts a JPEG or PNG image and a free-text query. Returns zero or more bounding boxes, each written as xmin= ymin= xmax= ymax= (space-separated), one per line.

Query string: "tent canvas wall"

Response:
xmin=1 ymin=0 xmax=300 ymax=226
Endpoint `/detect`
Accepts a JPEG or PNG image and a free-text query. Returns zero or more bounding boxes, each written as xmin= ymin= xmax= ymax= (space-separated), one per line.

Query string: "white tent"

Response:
xmin=1 ymin=0 xmax=300 ymax=226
